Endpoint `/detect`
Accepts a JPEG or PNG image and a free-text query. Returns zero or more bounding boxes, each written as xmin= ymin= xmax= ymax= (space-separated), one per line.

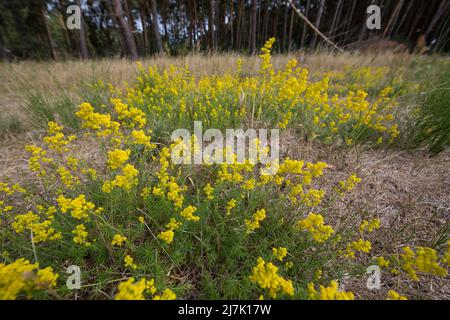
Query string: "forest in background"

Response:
xmin=0 ymin=0 xmax=449 ymax=61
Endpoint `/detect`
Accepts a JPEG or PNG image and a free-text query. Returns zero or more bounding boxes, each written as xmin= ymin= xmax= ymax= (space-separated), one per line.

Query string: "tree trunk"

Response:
xmin=282 ymin=3 xmax=289 ymax=52
xmin=300 ymin=0 xmax=311 ymax=49
xmin=139 ymin=1 xmax=149 ymax=54
xmin=426 ymin=0 xmax=450 ymax=36
xmin=112 ymin=0 xmax=139 ymax=60
xmin=345 ymin=0 xmax=357 ymax=38
xmin=40 ymin=4 xmax=57 ymax=59
xmin=249 ymin=0 xmax=257 ymax=54
xmin=209 ymin=0 xmax=215 ymax=51
xmin=149 ymin=0 xmax=163 ymax=53
xmin=75 ymin=0 xmax=89 ymax=59
xmin=394 ymin=0 xmax=414 ymax=35
xmin=383 ymin=0 xmax=404 ymax=38
xmin=329 ymin=0 xmax=343 ymax=39
xmin=311 ymin=0 xmax=326 ymax=49
xmin=288 ymin=6 xmax=294 ymax=52
xmin=236 ymin=0 xmax=243 ymax=50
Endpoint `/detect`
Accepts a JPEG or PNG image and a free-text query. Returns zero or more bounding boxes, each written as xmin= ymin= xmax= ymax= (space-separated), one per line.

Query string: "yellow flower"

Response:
xmin=345 ymin=239 xmax=371 ymax=258
xmin=0 ymin=258 xmax=58 ymax=300
xmin=226 ymin=199 xmax=237 ymax=215
xmin=386 ymin=290 xmax=407 ymax=300
xmin=72 ymin=224 xmax=90 ymax=246
xmin=115 ymin=278 xmax=146 ymax=300
xmin=158 ymin=230 xmax=175 ymax=244
xmin=245 ymin=209 xmax=266 ymax=233
xmin=124 ymin=255 xmax=137 ymax=270
xmin=203 ymin=183 xmax=214 ymax=200
xmin=297 ymin=213 xmax=334 ymax=243
xmin=376 ymin=256 xmax=390 ymax=268
xmin=179 ymin=206 xmax=200 ymax=222
xmin=359 ymin=218 xmax=381 ymax=234
xmin=153 ymin=288 xmax=176 ymax=300
xmin=250 ymin=257 xmax=294 ymax=298
xmin=272 ymin=247 xmax=288 ymax=261
xmin=111 ymin=234 xmax=127 ymax=247
xmin=107 ymin=149 xmax=131 ymax=170
xmin=131 ymin=130 xmax=155 ymax=148
xmin=307 ymin=281 xmax=354 ymax=300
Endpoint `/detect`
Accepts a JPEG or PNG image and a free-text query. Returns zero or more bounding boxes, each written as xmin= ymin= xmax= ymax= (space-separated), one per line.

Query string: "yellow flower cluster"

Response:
xmin=107 ymin=149 xmax=130 ymax=170
xmin=225 ymin=199 xmax=237 ymax=215
xmin=345 ymin=239 xmax=372 ymax=258
xmin=124 ymin=255 xmax=137 ymax=270
xmin=111 ymin=234 xmax=127 ymax=247
xmin=359 ymin=218 xmax=381 ymax=234
xmin=179 ymin=205 xmax=200 ymax=222
xmin=57 ymin=194 xmax=97 ymax=221
xmin=250 ymin=257 xmax=294 ymax=299
xmin=307 ymin=281 xmax=354 ymax=300
xmin=245 ymin=209 xmax=267 ymax=233
xmin=43 ymin=122 xmax=75 ymax=153
xmin=12 ymin=209 xmax=61 ymax=243
xmin=157 ymin=218 xmax=182 ymax=244
xmin=297 ymin=213 xmax=334 ymax=243
xmin=0 ymin=258 xmax=58 ymax=300
xmin=386 ymin=290 xmax=407 ymax=300
xmin=337 ymin=174 xmax=362 ymax=195
xmin=102 ymin=164 xmax=139 ymax=193
xmin=72 ymin=224 xmax=90 ymax=246
xmin=25 ymin=145 xmax=53 ymax=176
xmin=115 ymin=277 xmax=175 ymax=300
xmin=272 ymin=247 xmax=288 ymax=261
xmin=76 ymin=102 xmax=120 ymax=137
xmin=400 ymin=246 xmax=447 ymax=281
xmin=131 ymin=129 xmax=155 ymax=148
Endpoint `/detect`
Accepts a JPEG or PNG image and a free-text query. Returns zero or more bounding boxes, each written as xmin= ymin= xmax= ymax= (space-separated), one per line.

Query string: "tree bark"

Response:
xmin=300 ymin=0 xmax=311 ymax=49
xmin=209 ymin=0 xmax=215 ymax=51
xmin=149 ymin=0 xmax=163 ymax=53
xmin=426 ymin=0 xmax=450 ymax=36
xmin=112 ymin=0 xmax=139 ymax=60
xmin=311 ymin=0 xmax=326 ymax=49
xmin=249 ymin=0 xmax=257 ymax=54
xmin=139 ymin=1 xmax=149 ymax=54
xmin=75 ymin=0 xmax=89 ymax=59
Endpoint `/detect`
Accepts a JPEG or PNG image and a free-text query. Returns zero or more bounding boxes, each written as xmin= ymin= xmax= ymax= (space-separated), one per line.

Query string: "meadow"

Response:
xmin=0 ymin=40 xmax=449 ymax=300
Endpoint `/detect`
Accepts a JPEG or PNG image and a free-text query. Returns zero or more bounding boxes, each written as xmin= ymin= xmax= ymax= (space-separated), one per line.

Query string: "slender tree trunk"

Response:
xmin=300 ymin=0 xmax=311 ymax=49
xmin=230 ymin=0 xmax=234 ymax=48
xmin=288 ymin=6 xmax=294 ymax=52
xmin=383 ymin=0 xmax=404 ymax=38
xmin=345 ymin=0 xmax=356 ymax=39
xmin=209 ymin=0 xmax=215 ymax=51
xmin=236 ymin=0 xmax=243 ymax=50
xmin=394 ymin=0 xmax=413 ymax=35
xmin=139 ymin=1 xmax=149 ymax=54
xmin=149 ymin=0 xmax=163 ymax=53
xmin=426 ymin=0 xmax=450 ymax=36
xmin=329 ymin=0 xmax=343 ymax=39
xmin=75 ymin=0 xmax=89 ymax=59
xmin=263 ymin=0 xmax=270 ymax=41
xmin=311 ymin=0 xmax=326 ymax=49
xmin=112 ymin=0 xmax=139 ymax=60
xmin=282 ymin=3 xmax=289 ymax=52
xmin=249 ymin=0 xmax=257 ymax=54
xmin=40 ymin=4 xmax=57 ymax=59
